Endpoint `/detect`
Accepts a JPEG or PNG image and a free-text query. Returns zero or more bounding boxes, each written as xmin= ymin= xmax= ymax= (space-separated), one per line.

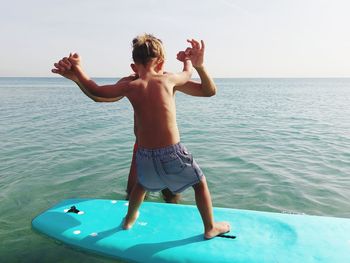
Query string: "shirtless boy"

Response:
xmin=52 ymin=34 xmax=230 ymax=239
xmin=126 ymin=38 xmax=218 ymax=204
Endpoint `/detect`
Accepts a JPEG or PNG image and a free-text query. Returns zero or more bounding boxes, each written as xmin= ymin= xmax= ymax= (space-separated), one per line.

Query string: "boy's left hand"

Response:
xmin=52 ymin=56 xmax=79 ymax=82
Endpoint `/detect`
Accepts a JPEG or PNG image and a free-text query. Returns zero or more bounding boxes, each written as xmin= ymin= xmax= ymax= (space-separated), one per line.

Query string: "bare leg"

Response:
xmin=161 ymin=188 xmax=181 ymax=204
xmin=126 ymin=144 xmax=138 ymax=200
xmin=123 ymin=183 xmax=146 ymax=230
xmin=193 ymin=177 xmax=230 ymax=239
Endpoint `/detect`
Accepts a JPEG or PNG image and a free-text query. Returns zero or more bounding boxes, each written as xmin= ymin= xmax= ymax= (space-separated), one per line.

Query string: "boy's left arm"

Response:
xmin=68 ymin=53 xmax=131 ymax=101
xmin=52 ymin=53 xmax=134 ymax=102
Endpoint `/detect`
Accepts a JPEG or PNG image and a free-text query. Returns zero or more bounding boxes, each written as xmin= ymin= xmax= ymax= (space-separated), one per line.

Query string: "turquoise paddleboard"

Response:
xmin=32 ymin=199 xmax=350 ymax=262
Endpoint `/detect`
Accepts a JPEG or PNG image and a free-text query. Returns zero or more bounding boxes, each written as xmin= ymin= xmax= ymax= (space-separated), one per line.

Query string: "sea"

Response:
xmin=0 ymin=77 xmax=349 ymax=262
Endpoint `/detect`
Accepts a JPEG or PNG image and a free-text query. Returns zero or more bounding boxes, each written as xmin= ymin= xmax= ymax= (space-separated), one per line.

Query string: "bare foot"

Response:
xmin=123 ymin=211 xmax=140 ymax=230
xmin=204 ymin=222 xmax=231 ymax=240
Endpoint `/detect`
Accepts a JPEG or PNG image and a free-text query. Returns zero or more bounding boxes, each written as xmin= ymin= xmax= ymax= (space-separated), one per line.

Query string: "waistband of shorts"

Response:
xmin=137 ymin=142 xmax=184 ymax=157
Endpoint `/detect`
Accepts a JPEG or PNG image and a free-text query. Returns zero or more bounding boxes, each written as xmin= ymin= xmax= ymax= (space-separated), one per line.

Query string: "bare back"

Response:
xmin=126 ymin=74 xmax=179 ymax=148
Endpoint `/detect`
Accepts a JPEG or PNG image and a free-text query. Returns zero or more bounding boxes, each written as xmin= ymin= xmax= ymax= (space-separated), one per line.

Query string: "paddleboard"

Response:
xmin=32 ymin=199 xmax=350 ymax=262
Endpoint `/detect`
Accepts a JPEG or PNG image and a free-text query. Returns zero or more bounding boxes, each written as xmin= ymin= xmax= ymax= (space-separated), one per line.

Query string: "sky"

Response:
xmin=0 ymin=0 xmax=349 ymax=78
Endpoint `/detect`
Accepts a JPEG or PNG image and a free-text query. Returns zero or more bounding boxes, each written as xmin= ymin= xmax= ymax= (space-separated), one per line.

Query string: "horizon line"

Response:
xmin=1 ymin=76 xmax=350 ymax=79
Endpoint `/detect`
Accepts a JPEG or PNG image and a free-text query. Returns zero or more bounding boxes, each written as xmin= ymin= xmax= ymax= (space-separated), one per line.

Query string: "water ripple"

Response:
xmin=1 ymin=78 xmax=350 ymax=262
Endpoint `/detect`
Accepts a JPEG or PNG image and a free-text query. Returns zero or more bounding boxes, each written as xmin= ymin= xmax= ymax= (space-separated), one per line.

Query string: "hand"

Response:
xmin=51 ymin=53 xmax=81 ymax=82
xmin=51 ymin=55 xmax=78 ymax=82
xmin=186 ymin=39 xmax=205 ymax=68
xmin=176 ymin=51 xmax=190 ymax=62
xmin=67 ymin=52 xmax=81 ymax=68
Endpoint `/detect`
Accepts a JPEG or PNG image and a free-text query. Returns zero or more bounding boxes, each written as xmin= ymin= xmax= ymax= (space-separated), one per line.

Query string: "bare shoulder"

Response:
xmin=126 ymin=78 xmax=141 ymax=90
xmin=142 ymin=74 xmax=168 ymax=86
xmin=117 ymin=74 xmax=139 ymax=85
xmin=159 ymin=72 xmax=178 ymax=84
xmin=162 ymin=72 xmax=175 ymax=79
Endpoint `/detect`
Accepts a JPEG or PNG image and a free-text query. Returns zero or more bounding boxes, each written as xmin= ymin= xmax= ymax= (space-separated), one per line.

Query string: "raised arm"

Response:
xmin=52 ymin=53 xmax=130 ymax=102
xmin=167 ymin=57 xmax=193 ymax=87
xmin=174 ymin=40 xmax=217 ymax=97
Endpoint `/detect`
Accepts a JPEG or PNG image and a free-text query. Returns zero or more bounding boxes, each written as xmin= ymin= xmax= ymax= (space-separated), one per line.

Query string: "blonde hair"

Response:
xmin=132 ymin=34 xmax=165 ymax=66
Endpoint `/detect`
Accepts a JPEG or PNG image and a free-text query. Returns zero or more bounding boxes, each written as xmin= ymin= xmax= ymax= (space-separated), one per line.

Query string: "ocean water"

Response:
xmin=0 ymin=77 xmax=349 ymax=262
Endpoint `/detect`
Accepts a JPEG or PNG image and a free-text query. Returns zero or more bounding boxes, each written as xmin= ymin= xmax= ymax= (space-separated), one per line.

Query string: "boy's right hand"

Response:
xmin=176 ymin=51 xmax=190 ymax=62
xmin=186 ymin=39 xmax=205 ymax=69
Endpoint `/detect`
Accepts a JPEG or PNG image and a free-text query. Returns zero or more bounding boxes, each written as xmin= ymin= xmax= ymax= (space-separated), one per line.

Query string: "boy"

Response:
xmin=126 ymin=38 xmax=218 ymax=204
xmin=52 ymin=34 xmax=230 ymax=239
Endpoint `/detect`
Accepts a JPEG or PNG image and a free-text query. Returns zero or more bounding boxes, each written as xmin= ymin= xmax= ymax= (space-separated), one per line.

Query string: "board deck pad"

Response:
xmin=32 ymin=199 xmax=350 ymax=262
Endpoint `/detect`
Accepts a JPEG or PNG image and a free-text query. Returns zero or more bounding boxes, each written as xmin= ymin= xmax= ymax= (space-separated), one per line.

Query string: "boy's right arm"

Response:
xmin=167 ymin=58 xmax=193 ymax=87
xmin=174 ymin=39 xmax=217 ymax=97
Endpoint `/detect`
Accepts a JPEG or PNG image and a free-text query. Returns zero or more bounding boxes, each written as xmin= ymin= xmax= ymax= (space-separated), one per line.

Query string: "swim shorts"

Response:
xmin=136 ymin=142 xmax=204 ymax=193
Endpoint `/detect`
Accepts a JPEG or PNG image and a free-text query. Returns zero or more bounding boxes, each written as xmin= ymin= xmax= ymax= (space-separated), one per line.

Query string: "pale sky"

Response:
xmin=1 ymin=0 xmax=349 ymax=78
